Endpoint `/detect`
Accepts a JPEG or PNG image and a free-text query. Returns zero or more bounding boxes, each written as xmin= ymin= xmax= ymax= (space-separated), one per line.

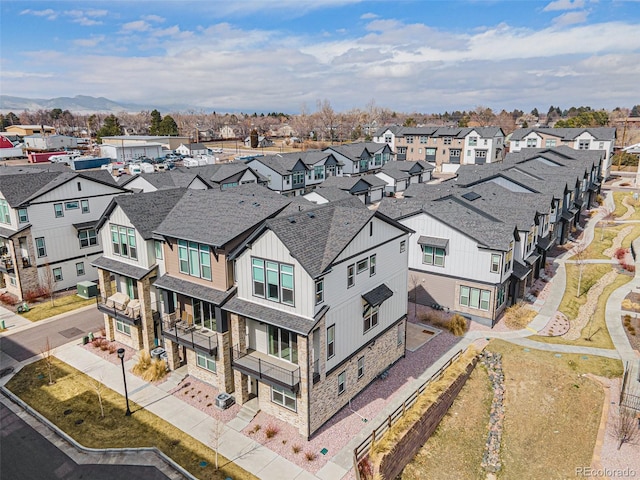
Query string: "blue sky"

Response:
xmin=1 ymin=0 xmax=639 ymax=113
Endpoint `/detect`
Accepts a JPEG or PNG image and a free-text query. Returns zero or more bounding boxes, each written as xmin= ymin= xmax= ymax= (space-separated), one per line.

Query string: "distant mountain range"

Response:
xmin=0 ymin=95 xmax=191 ymax=114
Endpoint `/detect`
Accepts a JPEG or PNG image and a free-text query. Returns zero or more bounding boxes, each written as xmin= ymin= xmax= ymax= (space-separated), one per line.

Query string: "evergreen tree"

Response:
xmin=631 ymin=105 xmax=640 ymax=117
xmin=158 ymin=115 xmax=178 ymax=135
xmin=149 ymin=109 xmax=162 ymax=135
xmin=96 ymin=114 xmax=123 ymax=142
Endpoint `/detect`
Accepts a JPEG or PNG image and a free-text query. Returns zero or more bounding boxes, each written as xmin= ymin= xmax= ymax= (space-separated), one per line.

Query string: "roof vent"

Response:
xmin=238 ymin=200 xmax=244 ymax=204
xmin=461 ymin=191 xmax=481 ymax=201
xmin=307 ymin=212 xmax=316 ymax=218
xmin=252 ymin=202 xmax=260 ymax=207
xmin=288 ymin=217 xmax=296 ymax=224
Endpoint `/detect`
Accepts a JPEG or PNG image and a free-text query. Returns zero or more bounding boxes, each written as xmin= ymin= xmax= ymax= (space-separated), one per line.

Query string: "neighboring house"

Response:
xmin=100 ymin=142 xmax=165 ymax=162
xmin=379 ymin=146 xmax=602 ymax=326
xmin=380 ymin=126 xmax=505 ymax=173
xmin=0 ymin=166 xmax=128 ymax=298
xmin=622 ymin=142 xmax=640 ymax=158
xmin=375 ymin=160 xmax=434 ymax=195
xmin=176 ymin=143 xmax=208 ymax=157
xmin=5 ymin=125 xmax=56 ymax=136
xmin=102 ymin=135 xmax=191 ymax=152
xmin=324 ymin=142 xmax=394 ymax=176
xmin=151 ymin=186 xmax=291 ymax=391
xmin=247 ymin=150 xmax=343 ymax=196
xmin=23 ymin=134 xmax=80 ymax=152
xmin=320 ymin=175 xmax=387 ymax=204
xmin=0 ymin=134 xmax=25 ymax=159
xmin=303 ymin=186 xmax=353 ymax=205
xmin=508 ymin=127 xmax=616 ymax=178
xmin=180 ymin=163 xmax=267 ymax=190
xmin=244 ymin=136 xmax=274 ymax=148
xmin=219 ymin=126 xmax=237 ymax=139
xmin=119 ymin=171 xmax=211 ymax=192
xmin=93 ymin=188 xmax=189 ymax=352
xmin=226 ymin=198 xmax=412 ymax=438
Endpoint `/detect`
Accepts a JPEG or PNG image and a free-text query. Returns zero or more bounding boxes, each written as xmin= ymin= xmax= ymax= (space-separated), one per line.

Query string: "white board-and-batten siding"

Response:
xmin=99 ymin=205 xmax=154 ymax=270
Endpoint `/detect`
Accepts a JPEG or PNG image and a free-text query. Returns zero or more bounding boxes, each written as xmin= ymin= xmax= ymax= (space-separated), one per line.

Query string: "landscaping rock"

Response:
xmin=480 ymin=351 xmax=505 ymax=474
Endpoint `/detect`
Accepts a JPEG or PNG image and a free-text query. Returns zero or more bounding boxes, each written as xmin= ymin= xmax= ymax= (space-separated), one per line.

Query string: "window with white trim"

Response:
xmin=347 ymin=264 xmax=355 ymax=288
xmin=272 ymin=385 xmax=296 ymax=411
xmin=356 ymin=258 xmax=368 ymax=274
xmin=315 ymin=278 xmax=324 ymax=305
xmin=53 ymin=267 xmax=63 ymax=282
xmin=357 ymin=356 xmax=365 ymax=379
xmin=338 ymin=371 xmax=346 ymax=395
xmin=65 ymin=201 xmax=79 ymax=210
xmin=490 ymin=254 xmax=501 ymax=273
xmin=18 ymin=208 xmax=28 ymax=223
xmin=459 ymin=286 xmax=490 ymax=311
xmin=179 ymin=240 xmax=211 ymax=280
xmin=116 ymin=319 xmax=131 ymax=335
xmin=196 ymin=352 xmax=216 ymax=372
xmin=35 ymin=237 xmax=46 ymax=257
xmin=76 ymin=262 xmax=85 ymax=276
xmin=545 ymin=139 xmax=556 ymax=147
xmin=363 ymin=304 xmax=379 ymax=333
xmin=110 ymin=225 xmax=137 ymax=260
xmin=0 ymin=199 xmax=10 ymax=224
xmin=154 ymin=240 xmax=163 ymax=260
xmin=251 ymin=258 xmax=294 ymax=305
xmin=81 ymin=199 xmax=90 ymax=213
xmin=78 ymin=229 xmax=98 ymax=248
xmin=422 ymin=245 xmax=445 ymax=267
xmin=469 ymin=136 xmax=477 ymax=146
xmin=54 ymin=203 xmax=64 ymax=218
xmin=400 ymin=240 xmax=406 ymax=253
xmin=526 ymin=138 xmax=537 ymax=147
xmin=369 ymin=254 xmax=376 ymax=276
xmin=327 ymin=325 xmax=335 ymax=359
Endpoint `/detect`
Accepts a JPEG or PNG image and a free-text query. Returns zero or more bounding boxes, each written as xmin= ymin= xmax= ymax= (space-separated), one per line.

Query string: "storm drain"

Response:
xmin=59 ymin=327 xmax=84 ymax=338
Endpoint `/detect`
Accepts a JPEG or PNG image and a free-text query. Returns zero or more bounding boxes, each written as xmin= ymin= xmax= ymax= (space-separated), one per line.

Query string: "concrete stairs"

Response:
xmin=227 ymin=397 xmax=260 ymax=432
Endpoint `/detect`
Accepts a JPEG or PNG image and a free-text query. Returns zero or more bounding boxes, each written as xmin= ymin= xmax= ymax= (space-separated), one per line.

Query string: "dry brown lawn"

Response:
xmin=400 ymin=361 xmax=492 ymax=480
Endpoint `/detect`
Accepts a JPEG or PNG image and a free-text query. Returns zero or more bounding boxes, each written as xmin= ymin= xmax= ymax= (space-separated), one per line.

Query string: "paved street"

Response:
xmin=0 ymin=402 xmax=171 ymax=480
xmin=0 ymin=305 xmax=103 ymax=364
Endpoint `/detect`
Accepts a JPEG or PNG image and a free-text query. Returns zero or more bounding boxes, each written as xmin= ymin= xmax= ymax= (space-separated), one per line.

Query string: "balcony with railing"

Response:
xmin=231 ymin=344 xmax=300 ymax=392
xmin=162 ymin=313 xmax=217 ymax=356
xmin=96 ymin=293 xmax=142 ymax=326
xmin=0 ymin=256 xmax=14 ymax=273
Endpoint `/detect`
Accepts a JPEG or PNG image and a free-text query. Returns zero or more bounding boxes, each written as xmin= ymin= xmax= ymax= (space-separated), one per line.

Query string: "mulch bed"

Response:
xmin=621 ymin=313 xmax=640 ymax=351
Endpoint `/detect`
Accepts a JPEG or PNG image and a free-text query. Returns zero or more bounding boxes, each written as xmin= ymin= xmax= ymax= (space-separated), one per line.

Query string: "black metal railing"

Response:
xmin=161 ymin=314 xmax=217 ymax=355
xmin=0 ymin=257 xmax=14 ymax=272
xmin=231 ymin=344 xmax=300 ymax=391
xmin=96 ymin=295 xmax=141 ymax=325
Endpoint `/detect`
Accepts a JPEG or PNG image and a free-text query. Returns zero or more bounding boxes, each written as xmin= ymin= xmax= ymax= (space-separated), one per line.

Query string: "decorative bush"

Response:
xmin=0 ymin=292 xmax=19 ymax=306
xmin=447 ymin=314 xmax=469 ymax=336
xmin=108 ymin=344 xmax=117 ymax=354
xmin=292 ymin=445 xmax=302 ymax=454
xmin=132 ymin=350 xmax=152 ymax=375
xmin=615 ymin=248 xmax=627 ymax=260
xmin=265 ymin=424 xmax=279 ymax=439
xmin=99 ymin=339 xmax=110 ymax=351
xmin=305 ymin=452 xmax=317 ymax=462
xmin=91 ymin=337 xmax=103 ymax=348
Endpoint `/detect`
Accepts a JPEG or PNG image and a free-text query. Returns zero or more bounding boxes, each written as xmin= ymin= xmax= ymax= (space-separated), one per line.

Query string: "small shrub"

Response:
xmin=282 ymin=439 xmax=287 ymax=445
xmin=292 ymin=445 xmax=302 ymax=454
xmin=141 ymin=359 xmax=167 ymax=382
xmin=99 ymin=339 xmax=110 ymax=351
xmin=447 ymin=314 xmax=468 ymax=336
xmin=305 ymin=452 xmax=317 ymax=462
xmin=624 ymin=264 xmax=636 ymax=273
xmin=100 ymin=327 xmax=106 ymax=337
xmin=91 ymin=337 xmax=102 ymax=348
xmin=132 ymin=350 xmax=152 ymax=375
xmin=252 ymin=424 xmax=261 ymax=434
xmin=615 ymin=248 xmax=627 ymax=260
xmin=23 ymin=288 xmax=44 ymax=303
xmin=265 ymin=424 xmax=279 ymax=439
xmin=207 ymin=403 xmax=212 ymax=407
xmin=108 ymin=344 xmax=117 ymax=354
xmin=0 ymin=292 xmax=19 ymax=306
xmin=358 ymin=457 xmax=374 ymax=480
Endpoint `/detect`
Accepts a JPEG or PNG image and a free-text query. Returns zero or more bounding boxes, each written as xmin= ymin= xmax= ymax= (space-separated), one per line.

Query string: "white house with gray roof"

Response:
xmin=323 ymin=142 xmax=394 ymax=176
xmin=508 ymin=127 xmax=615 ymax=178
xmin=226 ymin=197 xmax=412 ymax=438
xmin=0 ymin=165 xmax=129 ymax=298
xmin=320 ymin=175 xmax=387 ymax=204
xmin=375 ymin=160 xmax=434 ymax=194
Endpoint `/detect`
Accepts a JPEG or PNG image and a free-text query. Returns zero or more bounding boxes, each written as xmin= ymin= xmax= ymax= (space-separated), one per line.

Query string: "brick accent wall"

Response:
xmin=164 ymin=338 xmax=181 ymax=371
xmin=137 ymin=275 xmax=155 ymax=352
xmin=185 ymin=349 xmax=221 ymax=388
xmin=309 ymin=318 xmax=406 ymax=436
xmin=230 ymin=313 xmax=249 ymax=404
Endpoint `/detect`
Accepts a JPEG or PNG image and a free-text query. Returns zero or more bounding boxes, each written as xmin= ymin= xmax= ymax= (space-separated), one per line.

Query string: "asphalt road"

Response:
xmin=0 ymin=402 xmax=170 ymax=480
xmin=0 ymin=306 xmax=104 ymax=363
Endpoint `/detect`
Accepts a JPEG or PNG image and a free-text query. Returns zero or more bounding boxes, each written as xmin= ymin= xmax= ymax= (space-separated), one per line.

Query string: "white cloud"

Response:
xmin=552 ymin=10 xmax=589 ymax=25
xmin=360 ymin=12 xmax=379 ymax=19
xmin=142 ymin=14 xmax=165 ymax=23
xmin=543 ymin=0 xmax=585 ymax=11
xmin=63 ymin=9 xmax=107 ymax=26
xmin=20 ymin=9 xmax=57 ymax=20
xmin=120 ymin=20 xmax=152 ymax=33
xmin=73 ymin=36 xmax=106 ymax=48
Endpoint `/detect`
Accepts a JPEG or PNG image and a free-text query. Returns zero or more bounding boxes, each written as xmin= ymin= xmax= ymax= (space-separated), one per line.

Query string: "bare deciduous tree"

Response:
xmin=87 ymin=370 xmax=106 ymax=418
xmin=573 ymin=242 xmax=587 ymax=297
xmin=611 ymin=405 xmax=638 ymax=450
xmin=210 ymin=418 xmax=225 ymax=470
xmin=41 ymin=337 xmax=55 ymax=385
xmin=42 ymin=263 xmax=56 ymax=306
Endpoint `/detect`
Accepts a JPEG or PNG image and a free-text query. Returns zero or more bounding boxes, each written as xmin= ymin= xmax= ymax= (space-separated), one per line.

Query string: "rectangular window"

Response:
xmin=78 ymin=229 xmax=98 ymax=248
xmin=293 ymin=171 xmax=304 ymax=185
xmin=35 ymin=237 xmax=46 ymax=257
xmin=252 ymin=258 xmax=265 ymax=297
xmin=280 ymin=264 xmax=294 ymax=305
xmin=18 ymin=208 xmax=28 ymax=223
xmin=77 ymin=181 xmax=82 ymax=191
xmin=76 ymin=262 xmax=85 ymax=276
xmin=266 ymin=261 xmax=279 ymax=301
xmin=154 ymin=241 xmax=163 ymax=260
xmin=422 ymin=245 xmax=445 ymax=267
xmin=272 ymin=386 xmax=297 ymax=411
xmin=0 ymin=199 xmax=10 ymax=224
xmin=406 ymin=136 xmax=414 ymax=144
xmin=54 ymin=203 xmax=64 ymax=218
xmin=491 ymin=254 xmax=501 ymax=273
xmin=65 ymin=201 xmax=79 ymax=210
xmin=196 ymin=352 xmax=216 ymax=372
xmin=459 ymin=286 xmax=490 ymax=311
xmin=81 ymin=199 xmax=90 ymax=213
xmin=53 ymin=267 xmax=63 ymax=282
xmin=545 ymin=139 xmax=557 ymax=147
xmin=578 ymin=140 xmax=590 ymax=150
xmin=327 ymin=325 xmax=335 ymax=359
xmin=251 ymin=258 xmax=294 ymax=305
xmin=315 ymin=279 xmax=324 ymax=305
xmin=110 ymin=225 xmax=120 ymax=255
xmin=268 ymin=325 xmax=297 ymax=364
xmin=178 ymin=239 xmax=211 ymax=280
xmin=400 ymin=240 xmax=406 ymax=253
xmin=363 ymin=304 xmax=379 ymax=333
xmin=314 ymin=165 xmax=324 ymax=180
xmin=338 ymin=371 xmax=346 ymax=395
xmin=369 ymin=254 xmax=376 ymax=276
xmin=116 ymin=319 xmax=131 ymax=335
xmin=347 ymin=264 xmax=355 ymax=288
xmin=357 ymin=356 xmax=365 ymax=379
xmin=469 ymin=136 xmax=477 ymax=146
xmin=356 ymin=258 xmax=368 ymax=274
xmin=526 ymin=138 xmax=537 ymax=147
xmin=444 ymin=137 xmax=452 ymax=145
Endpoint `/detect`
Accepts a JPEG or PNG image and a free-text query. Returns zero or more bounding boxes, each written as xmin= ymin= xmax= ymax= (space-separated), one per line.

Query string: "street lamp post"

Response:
xmin=117 ymin=348 xmax=132 ymax=416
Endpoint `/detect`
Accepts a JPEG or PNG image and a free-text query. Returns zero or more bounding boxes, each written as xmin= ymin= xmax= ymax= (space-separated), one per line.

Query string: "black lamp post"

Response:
xmin=117 ymin=348 xmax=132 ymax=416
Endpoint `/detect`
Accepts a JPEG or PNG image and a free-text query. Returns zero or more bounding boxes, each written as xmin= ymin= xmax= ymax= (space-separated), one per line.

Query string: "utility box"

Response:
xmin=77 ymin=281 xmax=98 ymax=299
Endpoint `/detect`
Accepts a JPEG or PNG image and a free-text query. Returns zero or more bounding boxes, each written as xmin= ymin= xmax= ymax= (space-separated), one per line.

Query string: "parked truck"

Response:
xmin=70 ymin=156 xmax=111 ymax=171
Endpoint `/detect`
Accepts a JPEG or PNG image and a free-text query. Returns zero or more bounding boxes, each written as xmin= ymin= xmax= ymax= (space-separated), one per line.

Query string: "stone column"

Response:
xmin=164 ymin=338 xmax=181 ymax=371
xmin=297 ymin=334 xmax=310 ymax=438
xmin=137 ymin=275 xmax=155 ymax=352
xmin=216 ymin=331 xmax=234 ymax=393
xmin=230 ymin=313 xmax=249 ymax=405
xmin=97 ymin=269 xmax=115 ymax=340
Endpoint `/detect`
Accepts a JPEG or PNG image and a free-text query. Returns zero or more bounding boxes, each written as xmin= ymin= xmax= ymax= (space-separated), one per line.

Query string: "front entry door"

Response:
xmin=248 ymin=377 xmax=258 ymax=398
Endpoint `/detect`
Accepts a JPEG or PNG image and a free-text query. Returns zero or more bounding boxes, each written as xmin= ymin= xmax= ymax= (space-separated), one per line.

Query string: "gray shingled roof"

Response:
xmin=121 ymin=171 xmax=203 ymax=190
xmin=223 ymin=296 xmax=327 ymax=335
xmin=306 ymin=186 xmax=354 ymax=203
xmin=362 ymin=283 xmax=393 ymax=307
xmin=154 ymin=185 xmax=290 ymax=246
xmin=100 ymin=188 xmax=188 ymax=239
xmin=91 ymin=256 xmax=157 ymax=280
xmin=154 ymin=274 xmax=233 ymax=305
xmin=321 ymin=174 xmax=387 ymax=191
xmin=325 ymin=142 xmax=389 ymax=161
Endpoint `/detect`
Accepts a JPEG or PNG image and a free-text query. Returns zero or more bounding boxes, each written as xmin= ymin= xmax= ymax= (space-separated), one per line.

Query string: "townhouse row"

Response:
xmin=379 ymin=146 xmax=604 ymax=326
xmin=93 ymin=186 xmax=412 ymax=439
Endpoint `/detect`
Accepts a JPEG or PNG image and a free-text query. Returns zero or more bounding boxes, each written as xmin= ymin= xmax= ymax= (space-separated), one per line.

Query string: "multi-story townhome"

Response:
xmin=393 ymin=127 xmax=506 ymax=171
xmin=381 ymin=147 xmax=602 ymax=326
xmin=119 ymin=171 xmax=210 ymax=192
xmin=320 ymin=175 xmax=387 ymax=204
xmin=151 ymin=187 xmax=291 ymax=390
xmin=225 ymin=197 xmax=412 ymax=438
xmin=0 ymin=165 xmax=128 ymax=298
xmin=375 ymin=160 xmax=434 ymax=195
xmin=247 ymin=150 xmax=342 ymax=197
xmin=323 ymin=142 xmax=394 ymax=176
xmin=93 ymin=188 xmax=188 ymax=352
xmin=508 ymin=127 xmax=615 ymax=178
